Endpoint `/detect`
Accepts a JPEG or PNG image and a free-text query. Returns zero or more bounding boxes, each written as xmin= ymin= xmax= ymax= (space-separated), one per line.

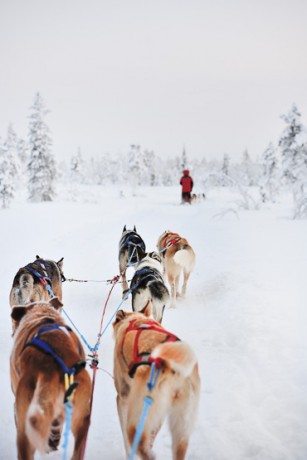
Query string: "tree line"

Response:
xmin=1 ymin=93 xmax=307 ymax=218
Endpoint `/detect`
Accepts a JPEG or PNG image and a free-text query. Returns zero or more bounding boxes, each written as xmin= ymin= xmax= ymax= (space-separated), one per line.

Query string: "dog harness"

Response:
xmin=25 ymin=260 xmax=58 ymax=297
xmin=21 ymin=323 xmax=86 ymax=376
xmin=159 ymin=232 xmax=181 ymax=255
xmin=121 ymin=319 xmax=180 ymax=378
xmin=120 ymin=232 xmax=146 ymax=266
xmin=130 ymin=267 xmax=164 ymax=292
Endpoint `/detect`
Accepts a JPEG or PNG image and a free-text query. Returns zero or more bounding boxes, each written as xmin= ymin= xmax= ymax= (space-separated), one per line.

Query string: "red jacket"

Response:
xmin=180 ymin=175 xmax=193 ymax=193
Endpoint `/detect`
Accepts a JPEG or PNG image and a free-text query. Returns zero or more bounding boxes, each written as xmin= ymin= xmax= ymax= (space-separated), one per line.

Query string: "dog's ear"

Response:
xmin=57 ymin=257 xmax=64 ymax=270
xmin=133 ymin=225 xmax=136 ymax=232
xmin=49 ymin=297 xmax=63 ymax=310
xmin=150 ymin=251 xmax=162 ymax=263
xmin=113 ymin=309 xmax=127 ymax=325
xmin=123 ymin=225 xmax=126 ymax=232
xmin=11 ymin=305 xmax=33 ymax=322
xmin=140 ymin=300 xmax=152 ymax=318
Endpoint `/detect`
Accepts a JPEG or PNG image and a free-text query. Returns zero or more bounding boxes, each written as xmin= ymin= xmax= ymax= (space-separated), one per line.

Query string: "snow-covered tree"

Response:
xmin=239 ymin=149 xmax=256 ymax=186
xmin=221 ymin=153 xmax=230 ymax=186
xmin=4 ymin=124 xmax=21 ymax=184
xmin=181 ymin=146 xmax=188 ymax=169
xmin=70 ymin=147 xmax=86 ymax=183
xmin=16 ymin=137 xmax=29 ymax=177
xmin=278 ymin=104 xmax=307 ymax=184
xmin=259 ymin=142 xmax=279 ymax=202
xmin=127 ymin=144 xmax=146 ymax=189
xmin=143 ymin=149 xmax=159 ymax=186
xmin=27 ymin=93 xmax=56 ymax=202
xmin=0 ymin=137 xmax=16 ymax=208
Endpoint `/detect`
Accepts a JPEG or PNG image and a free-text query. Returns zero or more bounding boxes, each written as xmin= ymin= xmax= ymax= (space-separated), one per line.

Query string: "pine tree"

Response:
xmin=221 ymin=153 xmax=230 ymax=186
xmin=0 ymin=136 xmax=16 ymax=208
xmin=181 ymin=145 xmax=188 ymax=169
xmin=278 ymin=104 xmax=306 ymax=184
xmin=240 ymin=149 xmax=255 ymax=186
xmin=70 ymin=147 xmax=86 ymax=183
xmin=127 ymin=144 xmax=145 ymax=189
xmin=16 ymin=137 xmax=29 ymax=178
xmin=259 ymin=142 xmax=279 ymax=202
xmin=4 ymin=124 xmax=21 ymax=183
xmin=28 ymin=93 xmax=56 ymax=202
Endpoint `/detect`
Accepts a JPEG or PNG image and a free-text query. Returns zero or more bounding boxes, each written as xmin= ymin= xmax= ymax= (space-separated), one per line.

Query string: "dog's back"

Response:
xmin=10 ymin=270 xmax=34 ymax=305
xmin=10 ymin=257 xmax=64 ymax=306
xmin=130 ymin=252 xmax=169 ymax=322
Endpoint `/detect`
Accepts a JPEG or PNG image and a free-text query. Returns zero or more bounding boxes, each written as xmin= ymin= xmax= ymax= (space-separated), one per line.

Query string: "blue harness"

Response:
xmin=22 ymin=323 xmax=85 ymax=376
xmin=25 ymin=260 xmax=55 ymax=297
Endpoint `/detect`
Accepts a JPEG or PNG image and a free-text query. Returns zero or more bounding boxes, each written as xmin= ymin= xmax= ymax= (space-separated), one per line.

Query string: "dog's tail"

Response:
xmin=26 ymin=373 xmax=64 ymax=453
xmin=173 ymin=246 xmax=195 ymax=272
xmin=150 ymin=340 xmax=197 ymax=378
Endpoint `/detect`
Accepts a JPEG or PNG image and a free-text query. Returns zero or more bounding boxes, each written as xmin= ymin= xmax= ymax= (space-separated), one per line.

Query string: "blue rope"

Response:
xmin=94 ymin=289 xmax=131 ymax=348
xmin=62 ymin=401 xmax=73 ymax=460
xmin=46 ymin=284 xmax=55 ymax=297
xmin=25 ymin=264 xmax=55 ymax=296
xmin=62 ymin=289 xmax=132 ymax=354
xmin=62 ymin=308 xmax=94 ymax=352
xmin=128 ymin=363 xmax=161 ymax=460
xmin=128 ymin=396 xmax=153 ymax=460
xmin=147 ymin=362 xmax=160 ymax=391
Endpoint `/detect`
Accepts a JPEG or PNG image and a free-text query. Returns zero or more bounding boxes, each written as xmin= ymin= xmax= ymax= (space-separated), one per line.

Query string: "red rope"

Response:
xmin=80 ymin=275 xmax=120 ymax=459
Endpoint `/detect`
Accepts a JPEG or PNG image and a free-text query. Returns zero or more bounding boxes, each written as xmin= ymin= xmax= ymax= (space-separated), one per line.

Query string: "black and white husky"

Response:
xmin=119 ymin=226 xmax=146 ymax=294
xmin=130 ymin=251 xmax=170 ymax=323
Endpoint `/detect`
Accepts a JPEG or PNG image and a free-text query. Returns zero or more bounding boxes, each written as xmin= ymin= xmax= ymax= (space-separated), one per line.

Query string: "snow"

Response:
xmin=0 ymin=185 xmax=306 ymax=460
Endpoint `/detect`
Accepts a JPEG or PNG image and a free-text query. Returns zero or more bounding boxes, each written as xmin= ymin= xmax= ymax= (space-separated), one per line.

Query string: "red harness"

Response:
xmin=161 ymin=233 xmax=181 ymax=251
xmin=122 ymin=319 xmax=179 ymax=378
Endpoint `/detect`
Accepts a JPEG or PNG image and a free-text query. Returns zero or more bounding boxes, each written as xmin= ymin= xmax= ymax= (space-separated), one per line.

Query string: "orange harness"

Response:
xmin=122 ymin=319 xmax=179 ymax=378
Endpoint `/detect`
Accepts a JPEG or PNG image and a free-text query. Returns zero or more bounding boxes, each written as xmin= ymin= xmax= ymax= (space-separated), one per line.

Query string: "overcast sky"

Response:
xmin=1 ymin=0 xmax=307 ymax=162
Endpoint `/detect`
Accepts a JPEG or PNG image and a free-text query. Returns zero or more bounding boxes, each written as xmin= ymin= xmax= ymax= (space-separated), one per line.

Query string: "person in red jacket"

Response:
xmin=180 ymin=169 xmax=194 ymax=204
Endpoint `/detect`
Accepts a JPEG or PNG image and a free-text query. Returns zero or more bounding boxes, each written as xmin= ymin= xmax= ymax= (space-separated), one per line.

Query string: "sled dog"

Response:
xmin=157 ymin=231 xmax=195 ymax=307
xmin=113 ymin=303 xmax=200 ymax=460
xmin=130 ymin=251 xmax=169 ymax=323
xmin=10 ymin=298 xmax=91 ymax=460
xmin=119 ymin=226 xmax=146 ymax=294
xmin=9 ymin=256 xmax=65 ymax=332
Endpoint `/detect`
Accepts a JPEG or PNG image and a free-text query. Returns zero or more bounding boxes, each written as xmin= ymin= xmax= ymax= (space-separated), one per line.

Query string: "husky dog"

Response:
xmin=119 ymin=226 xmax=146 ymax=294
xmin=157 ymin=231 xmax=195 ymax=307
xmin=130 ymin=251 xmax=169 ymax=323
xmin=9 ymin=256 xmax=65 ymax=332
xmin=113 ymin=303 xmax=200 ymax=460
xmin=10 ymin=299 xmax=91 ymax=460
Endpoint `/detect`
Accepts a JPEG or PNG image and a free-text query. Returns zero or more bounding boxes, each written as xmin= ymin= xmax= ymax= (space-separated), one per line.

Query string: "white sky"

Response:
xmin=1 ymin=0 xmax=307 ymax=162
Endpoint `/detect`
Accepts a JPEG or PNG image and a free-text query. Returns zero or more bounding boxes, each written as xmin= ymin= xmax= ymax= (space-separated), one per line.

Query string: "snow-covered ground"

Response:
xmin=0 ymin=185 xmax=306 ymax=460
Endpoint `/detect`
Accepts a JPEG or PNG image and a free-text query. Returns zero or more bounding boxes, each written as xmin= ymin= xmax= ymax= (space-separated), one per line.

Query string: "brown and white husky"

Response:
xmin=113 ymin=302 xmax=200 ymax=460
xmin=10 ymin=299 xmax=91 ymax=460
xmin=157 ymin=231 xmax=195 ymax=307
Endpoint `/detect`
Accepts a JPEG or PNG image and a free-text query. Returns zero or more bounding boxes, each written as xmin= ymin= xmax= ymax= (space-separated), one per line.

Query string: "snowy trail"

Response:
xmin=0 ymin=186 xmax=306 ymax=460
